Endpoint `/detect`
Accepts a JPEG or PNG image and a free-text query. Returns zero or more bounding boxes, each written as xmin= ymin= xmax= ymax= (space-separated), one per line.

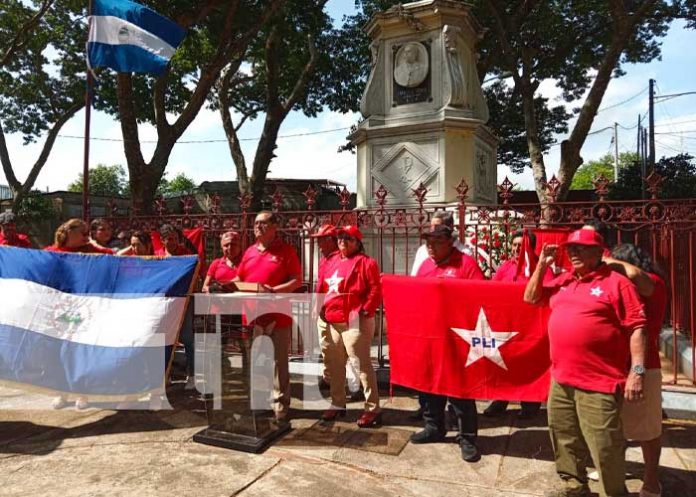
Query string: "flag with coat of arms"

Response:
xmin=87 ymin=0 xmax=186 ymax=75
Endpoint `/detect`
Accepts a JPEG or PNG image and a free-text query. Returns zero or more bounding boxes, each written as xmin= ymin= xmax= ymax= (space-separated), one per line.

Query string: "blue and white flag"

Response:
xmin=0 ymin=247 xmax=198 ymax=396
xmin=88 ymin=0 xmax=186 ymax=76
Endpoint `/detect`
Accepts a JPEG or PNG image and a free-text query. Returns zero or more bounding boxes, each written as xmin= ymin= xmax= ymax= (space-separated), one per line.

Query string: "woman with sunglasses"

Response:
xmin=316 ymin=225 xmax=382 ymax=427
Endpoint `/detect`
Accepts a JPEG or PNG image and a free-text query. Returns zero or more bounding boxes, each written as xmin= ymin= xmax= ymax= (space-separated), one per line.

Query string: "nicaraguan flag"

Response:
xmin=88 ymin=0 xmax=186 ymax=76
xmin=0 ymin=247 xmax=198 ymax=396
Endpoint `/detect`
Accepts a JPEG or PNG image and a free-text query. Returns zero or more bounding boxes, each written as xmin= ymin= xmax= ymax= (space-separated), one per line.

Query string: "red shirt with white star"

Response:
xmin=543 ymin=263 xmax=647 ymax=394
xmin=237 ymin=238 xmax=302 ymax=327
xmin=317 ymin=252 xmax=381 ymax=324
xmin=415 ymin=250 xmax=485 ymax=280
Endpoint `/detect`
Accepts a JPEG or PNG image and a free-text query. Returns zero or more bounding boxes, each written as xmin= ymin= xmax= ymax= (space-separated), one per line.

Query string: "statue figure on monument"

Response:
xmin=394 ymin=42 xmax=429 ymax=88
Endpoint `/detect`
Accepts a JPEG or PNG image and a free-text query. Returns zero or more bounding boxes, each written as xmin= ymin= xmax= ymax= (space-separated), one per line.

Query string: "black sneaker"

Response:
xmin=408 ymin=407 xmax=425 ymax=421
xmin=409 ymin=429 xmax=445 ymax=444
xmin=482 ymin=400 xmax=508 ymax=417
xmin=457 ymin=437 xmax=481 ymax=462
xmin=347 ymin=389 xmax=365 ymax=402
xmin=517 ymin=405 xmax=541 ymax=420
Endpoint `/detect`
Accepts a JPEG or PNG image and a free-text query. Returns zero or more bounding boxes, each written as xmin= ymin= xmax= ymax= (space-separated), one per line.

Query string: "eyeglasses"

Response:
xmin=337 ymin=235 xmax=356 ymax=242
xmin=254 ymin=220 xmax=273 ymax=226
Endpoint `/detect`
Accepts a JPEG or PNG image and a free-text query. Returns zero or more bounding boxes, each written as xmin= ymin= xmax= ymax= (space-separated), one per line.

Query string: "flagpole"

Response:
xmin=82 ymin=0 xmax=94 ymax=222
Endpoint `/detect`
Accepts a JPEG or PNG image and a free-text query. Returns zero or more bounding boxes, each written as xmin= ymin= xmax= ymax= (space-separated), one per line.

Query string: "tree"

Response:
xmin=337 ymin=1 xmax=570 ymax=170
xmin=570 ymin=152 xmax=638 ymax=190
xmin=610 ymin=153 xmax=696 ymax=200
xmin=90 ymin=0 xmax=287 ymax=213
xmin=216 ymin=0 xmax=335 ymax=209
xmin=481 ymin=0 xmax=674 ymax=201
xmin=157 ymin=172 xmax=197 ymax=197
xmin=0 ymin=0 xmax=85 ymax=210
xmin=67 ymin=164 xmax=128 ymax=196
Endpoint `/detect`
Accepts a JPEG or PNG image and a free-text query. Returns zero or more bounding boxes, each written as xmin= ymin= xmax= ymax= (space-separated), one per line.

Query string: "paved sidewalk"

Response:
xmin=1 ymin=380 xmax=695 ymax=497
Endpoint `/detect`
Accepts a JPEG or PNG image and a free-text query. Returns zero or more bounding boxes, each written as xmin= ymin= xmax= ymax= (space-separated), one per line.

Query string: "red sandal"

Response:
xmin=356 ymin=411 xmax=382 ymax=428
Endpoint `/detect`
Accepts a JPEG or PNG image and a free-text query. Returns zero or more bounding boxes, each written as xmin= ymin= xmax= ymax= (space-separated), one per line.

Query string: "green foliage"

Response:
xmin=0 ymin=0 xmax=85 ymax=142
xmin=571 ymin=153 xmax=638 ymax=190
xmin=610 ymin=154 xmax=696 ymax=200
xmin=157 ymin=172 xmax=197 ymax=197
xmin=14 ymin=191 xmax=57 ymax=220
xmin=67 ymin=164 xmax=127 ymax=197
xmin=485 ymin=81 xmax=570 ymax=174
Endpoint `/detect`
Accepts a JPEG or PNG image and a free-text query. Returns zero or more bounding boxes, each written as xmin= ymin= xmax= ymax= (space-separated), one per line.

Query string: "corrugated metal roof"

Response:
xmin=0 ymin=185 xmax=11 ymax=200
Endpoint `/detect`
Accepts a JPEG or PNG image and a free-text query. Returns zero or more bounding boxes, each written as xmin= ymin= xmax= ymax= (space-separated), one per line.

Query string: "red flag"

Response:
xmin=515 ymin=230 xmax=538 ymax=280
xmin=383 ymin=275 xmax=551 ymax=401
xmin=532 ymin=228 xmax=572 ymax=271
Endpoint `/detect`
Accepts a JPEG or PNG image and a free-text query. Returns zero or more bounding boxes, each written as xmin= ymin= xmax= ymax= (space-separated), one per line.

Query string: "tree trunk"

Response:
xmin=518 ymin=80 xmax=549 ymax=203
xmin=249 ymin=111 xmax=284 ymax=211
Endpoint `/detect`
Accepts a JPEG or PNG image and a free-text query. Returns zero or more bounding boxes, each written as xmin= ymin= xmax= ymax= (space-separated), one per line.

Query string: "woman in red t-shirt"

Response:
xmin=316 ymin=225 xmax=382 ymax=427
xmin=606 ymin=243 xmax=667 ymax=497
xmin=45 ymin=218 xmax=115 ymax=255
xmin=45 ymin=219 xmax=112 ymax=411
xmin=202 ymin=231 xmax=242 ymax=293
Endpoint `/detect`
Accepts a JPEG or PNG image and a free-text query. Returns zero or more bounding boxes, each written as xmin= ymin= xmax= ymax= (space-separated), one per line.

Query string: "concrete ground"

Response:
xmin=1 ymin=376 xmax=695 ymax=497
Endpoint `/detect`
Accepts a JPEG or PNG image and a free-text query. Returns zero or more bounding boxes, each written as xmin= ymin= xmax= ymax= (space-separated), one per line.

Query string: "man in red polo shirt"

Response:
xmin=0 ymin=212 xmax=32 ymax=248
xmin=486 ymin=229 xmax=552 ymax=419
xmin=155 ymin=224 xmax=191 ymax=257
xmin=524 ymin=229 xmax=647 ymax=497
xmin=236 ymin=211 xmax=302 ymax=423
xmin=411 ymin=224 xmax=485 ymax=463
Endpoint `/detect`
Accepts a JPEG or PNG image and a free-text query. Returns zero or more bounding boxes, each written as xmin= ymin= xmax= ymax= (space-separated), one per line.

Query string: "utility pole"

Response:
xmin=613 ymin=122 xmax=619 ymax=181
xmin=642 ymin=128 xmax=648 ymax=199
xmin=636 ymin=115 xmax=642 ymax=158
xmin=648 ymin=78 xmax=656 ymax=172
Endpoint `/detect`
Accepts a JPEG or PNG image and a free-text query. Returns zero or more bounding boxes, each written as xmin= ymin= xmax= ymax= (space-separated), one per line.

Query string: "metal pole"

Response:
xmin=82 ymin=0 xmax=94 ymax=222
xmin=613 ymin=122 xmax=619 ymax=181
xmin=636 ymin=115 xmax=641 ymax=158
xmin=648 ymin=78 xmax=656 ymax=172
xmin=641 ymin=128 xmax=647 ymax=199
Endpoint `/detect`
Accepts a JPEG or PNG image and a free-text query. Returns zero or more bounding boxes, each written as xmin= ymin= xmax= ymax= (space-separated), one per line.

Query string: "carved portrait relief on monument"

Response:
xmin=392 ymin=41 xmax=431 ymax=106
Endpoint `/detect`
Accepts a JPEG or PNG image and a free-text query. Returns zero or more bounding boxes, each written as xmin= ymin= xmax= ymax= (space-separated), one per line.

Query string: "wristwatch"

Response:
xmin=631 ymin=364 xmax=646 ymax=376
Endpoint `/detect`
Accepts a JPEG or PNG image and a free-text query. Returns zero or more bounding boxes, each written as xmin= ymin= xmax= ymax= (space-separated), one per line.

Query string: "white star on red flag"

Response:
xmin=451 ymin=308 xmax=519 ymax=371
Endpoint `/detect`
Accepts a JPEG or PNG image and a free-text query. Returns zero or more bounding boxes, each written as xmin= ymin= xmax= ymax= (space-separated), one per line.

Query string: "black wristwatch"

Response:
xmin=631 ymin=364 xmax=646 ymax=376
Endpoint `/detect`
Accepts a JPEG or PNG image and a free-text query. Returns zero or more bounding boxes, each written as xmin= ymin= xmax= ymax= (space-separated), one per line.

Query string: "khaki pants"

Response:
xmin=548 ymin=381 xmax=627 ymax=497
xmin=318 ymin=316 xmax=380 ymax=412
xmin=253 ymin=325 xmax=290 ymax=419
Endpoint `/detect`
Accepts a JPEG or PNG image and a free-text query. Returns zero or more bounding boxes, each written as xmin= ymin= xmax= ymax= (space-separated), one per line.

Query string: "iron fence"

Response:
xmin=105 ymin=173 xmax=696 ymax=387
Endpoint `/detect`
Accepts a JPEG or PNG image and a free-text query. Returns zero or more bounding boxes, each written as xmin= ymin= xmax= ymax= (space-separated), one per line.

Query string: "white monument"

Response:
xmin=350 ymin=0 xmax=498 ymax=206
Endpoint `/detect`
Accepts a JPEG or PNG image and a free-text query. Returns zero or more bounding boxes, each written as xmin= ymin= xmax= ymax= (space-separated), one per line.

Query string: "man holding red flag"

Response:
xmin=411 ymin=224 xmax=485 ymax=462
xmin=524 ymin=229 xmax=647 ymax=497
xmin=485 ymin=229 xmax=552 ymax=419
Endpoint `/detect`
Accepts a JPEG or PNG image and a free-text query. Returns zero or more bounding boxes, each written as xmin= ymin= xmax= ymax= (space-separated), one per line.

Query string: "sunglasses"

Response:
xmin=337 ymin=235 xmax=357 ymax=242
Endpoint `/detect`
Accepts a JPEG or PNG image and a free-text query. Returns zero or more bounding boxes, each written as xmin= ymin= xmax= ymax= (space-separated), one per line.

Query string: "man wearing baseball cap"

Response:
xmin=310 ymin=224 xmax=338 ymax=260
xmin=524 ymin=229 xmax=647 ymax=497
xmin=410 ymin=223 xmax=485 ymax=462
xmin=0 ymin=211 xmax=32 ymax=248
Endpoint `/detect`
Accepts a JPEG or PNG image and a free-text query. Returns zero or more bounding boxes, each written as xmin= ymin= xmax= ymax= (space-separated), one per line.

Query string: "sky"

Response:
xmin=3 ymin=2 xmax=696 ymax=194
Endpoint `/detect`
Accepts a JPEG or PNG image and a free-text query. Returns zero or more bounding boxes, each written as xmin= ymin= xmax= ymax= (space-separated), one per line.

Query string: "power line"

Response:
xmin=56 ymin=126 xmax=352 ymax=144
xmin=597 ymin=87 xmax=647 ymax=114
xmin=654 ymin=119 xmax=696 ymax=128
